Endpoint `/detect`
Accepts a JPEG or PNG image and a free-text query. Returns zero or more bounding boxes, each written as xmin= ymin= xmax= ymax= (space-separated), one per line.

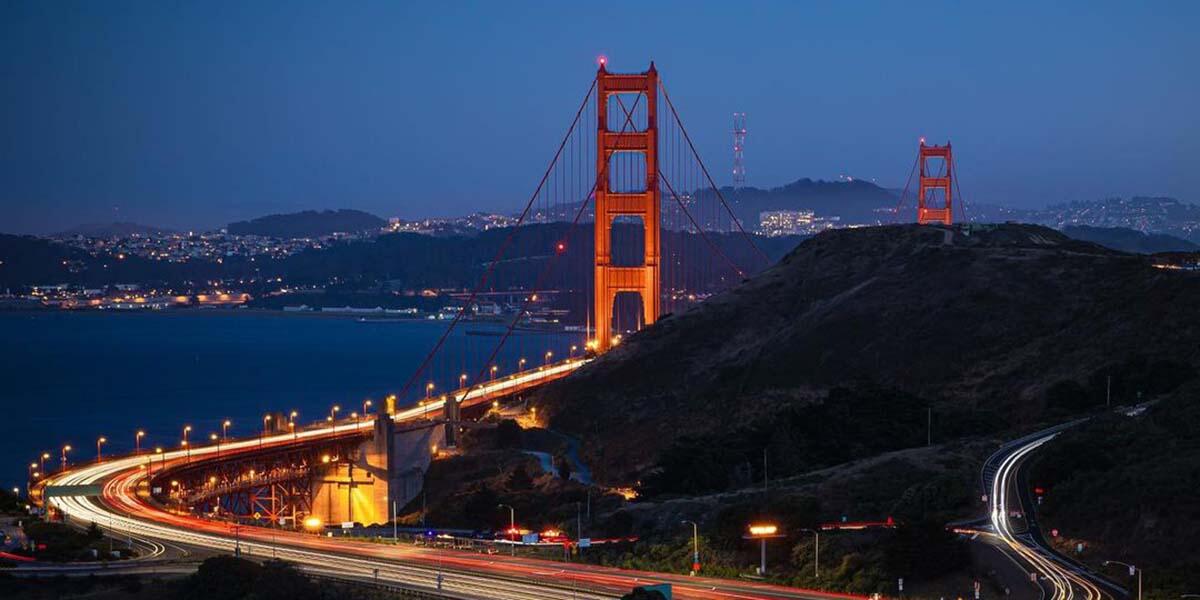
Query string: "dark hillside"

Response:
xmin=536 ymin=224 xmax=1200 ymax=486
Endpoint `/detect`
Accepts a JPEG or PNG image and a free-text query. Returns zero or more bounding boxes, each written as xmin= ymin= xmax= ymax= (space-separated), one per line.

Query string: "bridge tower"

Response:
xmin=594 ymin=61 xmax=660 ymax=352
xmin=917 ymin=140 xmax=953 ymax=225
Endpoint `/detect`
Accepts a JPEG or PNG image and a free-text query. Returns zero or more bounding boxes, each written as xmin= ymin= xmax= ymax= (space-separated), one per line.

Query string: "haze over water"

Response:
xmin=0 ymin=311 xmax=579 ymax=489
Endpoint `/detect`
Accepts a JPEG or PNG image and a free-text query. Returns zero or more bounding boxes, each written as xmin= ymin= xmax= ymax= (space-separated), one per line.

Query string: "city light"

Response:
xmin=748 ymin=524 xmax=778 ymax=536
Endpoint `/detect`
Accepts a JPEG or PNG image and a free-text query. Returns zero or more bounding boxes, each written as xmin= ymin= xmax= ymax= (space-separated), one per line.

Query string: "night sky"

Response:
xmin=2 ymin=2 xmax=1197 ymax=234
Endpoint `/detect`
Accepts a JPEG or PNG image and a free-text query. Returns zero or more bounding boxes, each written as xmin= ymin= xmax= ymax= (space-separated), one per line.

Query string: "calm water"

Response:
xmin=0 ymin=311 xmax=581 ymax=489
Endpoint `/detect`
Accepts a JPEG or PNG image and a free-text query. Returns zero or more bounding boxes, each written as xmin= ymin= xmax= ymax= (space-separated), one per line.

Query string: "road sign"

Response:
xmin=341 ymin=522 xmax=355 ymax=529
xmin=578 ymin=538 xmax=591 ymax=548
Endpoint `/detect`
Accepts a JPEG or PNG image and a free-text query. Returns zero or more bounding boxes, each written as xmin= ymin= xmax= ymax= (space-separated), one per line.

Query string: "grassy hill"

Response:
xmin=535 ymin=223 xmax=1200 ymax=489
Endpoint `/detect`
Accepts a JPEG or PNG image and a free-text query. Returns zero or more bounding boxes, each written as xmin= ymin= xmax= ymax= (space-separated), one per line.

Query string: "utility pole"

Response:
xmin=927 ymin=407 xmax=932 ymax=446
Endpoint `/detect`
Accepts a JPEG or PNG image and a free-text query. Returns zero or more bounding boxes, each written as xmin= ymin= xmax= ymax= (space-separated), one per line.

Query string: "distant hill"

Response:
xmin=1062 ymin=225 xmax=1198 ymax=253
xmin=227 ymin=209 xmax=386 ymax=238
xmin=536 ymin=223 xmax=1200 ymax=489
xmin=702 ymin=178 xmax=900 ymax=227
xmin=56 ymin=222 xmax=173 ymax=238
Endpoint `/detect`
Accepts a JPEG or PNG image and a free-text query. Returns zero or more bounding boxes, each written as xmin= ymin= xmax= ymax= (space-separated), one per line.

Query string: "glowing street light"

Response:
xmin=744 ymin=523 xmax=784 ymax=576
xmin=182 ymin=425 xmax=192 ymax=449
xmin=181 ymin=439 xmax=190 ymax=462
xmin=570 ymin=344 xmax=578 ymax=358
xmin=222 ymin=419 xmax=232 ymax=441
xmin=135 ymin=430 xmax=145 ymax=454
xmin=361 ymin=399 xmax=372 ymax=420
xmin=210 ymin=433 xmax=220 ymax=457
xmin=329 ymin=405 xmax=340 ymax=421
xmin=261 ymin=414 xmax=272 ymax=447
xmin=459 ymin=373 xmax=468 ymax=389
xmin=61 ymin=445 xmax=71 ymax=472
xmin=544 ymin=350 xmax=553 ymax=366
xmin=490 ymin=365 xmax=499 ymax=382
xmin=96 ymin=437 xmax=107 ymax=462
xmin=518 ymin=358 xmax=527 ymax=372
xmin=40 ymin=452 xmax=50 ymax=474
xmin=289 ymin=420 xmax=296 ymax=440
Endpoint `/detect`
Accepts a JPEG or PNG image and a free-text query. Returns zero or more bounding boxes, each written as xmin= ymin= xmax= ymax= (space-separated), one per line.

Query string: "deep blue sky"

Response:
xmin=2 ymin=2 xmax=1197 ymax=234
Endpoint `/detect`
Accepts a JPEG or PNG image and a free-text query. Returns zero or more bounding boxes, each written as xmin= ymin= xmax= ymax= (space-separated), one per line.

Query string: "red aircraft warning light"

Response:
xmin=917 ymin=140 xmax=954 ymax=225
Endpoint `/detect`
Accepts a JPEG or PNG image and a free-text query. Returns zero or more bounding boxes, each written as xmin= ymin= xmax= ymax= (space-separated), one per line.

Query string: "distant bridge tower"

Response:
xmin=594 ymin=61 xmax=660 ymax=352
xmin=732 ymin=112 xmax=747 ymax=188
xmin=917 ymin=139 xmax=953 ymax=225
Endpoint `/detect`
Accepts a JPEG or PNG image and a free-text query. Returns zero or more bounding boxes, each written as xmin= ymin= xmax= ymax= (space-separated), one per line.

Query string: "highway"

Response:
xmin=983 ymin=424 xmax=1125 ymax=600
xmin=40 ymin=386 xmax=865 ymax=600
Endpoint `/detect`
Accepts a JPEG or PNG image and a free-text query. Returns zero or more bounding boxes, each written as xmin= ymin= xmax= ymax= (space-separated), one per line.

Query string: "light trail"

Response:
xmin=39 ymin=363 xmax=866 ymax=600
xmin=988 ymin=433 xmax=1111 ymax=600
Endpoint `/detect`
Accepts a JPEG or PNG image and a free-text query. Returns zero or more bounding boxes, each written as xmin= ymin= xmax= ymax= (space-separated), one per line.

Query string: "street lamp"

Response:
xmin=801 ymin=528 xmax=820 ymax=579
xmin=135 ymin=430 xmax=145 ymax=454
xmin=544 ymin=350 xmax=553 ymax=366
xmin=490 ymin=365 xmax=499 ymax=383
xmin=1103 ymin=560 xmax=1141 ymax=600
xmin=222 ymin=420 xmax=232 ymax=441
xmin=744 ymin=523 xmax=784 ymax=576
xmin=498 ymin=504 xmax=516 ymax=556
xmin=682 ymin=520 xmax=700 ymax=575
xmin=261 ymin=414 xmax=272 ymax=447
xmin=40 ymin=452 xmax=50 ymax=474
xmin=96 ymin=437 xmax=107 ymax=462
xmin=362 ymin=399 xmax=372 ymax=420
xmin=289 ymin=420 xmax=296 ymax=440
xmin=329 ymin=405 xmax=340 ymax=422
xmin=183 ymin=425 xmax=191 ymax=448
xmin=154 ymin=447 xmax=163 ymax=474
xmin=181 ymin=439 xmax=190 ymax=462
xmin=61 ymin=445 xmax=71 ymax=472
xmin=459 ymin=373 xmax=468 ymax=389
xmin=570 ymin=344 xmax=578 ymax=358
xmin=211 ymin=433 xmax=220 ymax=457
xmin=518 ymin=358 xmax=527 ymax=372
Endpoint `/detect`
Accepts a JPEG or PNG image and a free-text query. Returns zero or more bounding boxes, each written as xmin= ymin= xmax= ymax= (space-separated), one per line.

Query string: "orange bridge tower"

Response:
xmin=594 ymin=62 xmax=660 ymax=352
xmin=917 ymin=140 xmax=954 ymax=225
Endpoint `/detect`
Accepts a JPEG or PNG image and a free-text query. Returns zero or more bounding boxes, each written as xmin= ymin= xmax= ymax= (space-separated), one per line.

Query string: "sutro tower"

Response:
xmin=732 ymin=112 xmax=747 ymax=188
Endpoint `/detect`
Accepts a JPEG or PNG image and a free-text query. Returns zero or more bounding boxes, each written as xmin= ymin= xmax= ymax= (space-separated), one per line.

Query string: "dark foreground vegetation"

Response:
xmin=1032 ymin=383 xmax=1200 ymax=595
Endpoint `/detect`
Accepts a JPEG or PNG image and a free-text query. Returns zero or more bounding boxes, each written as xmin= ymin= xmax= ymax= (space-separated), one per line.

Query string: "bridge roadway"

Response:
xmin=43 ymin=358 xmax=865 ymax=600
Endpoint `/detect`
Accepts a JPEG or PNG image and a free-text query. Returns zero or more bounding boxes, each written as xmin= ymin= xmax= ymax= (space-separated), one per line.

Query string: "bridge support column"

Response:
xmin=594 ymin=62 xmax=660 ymax=352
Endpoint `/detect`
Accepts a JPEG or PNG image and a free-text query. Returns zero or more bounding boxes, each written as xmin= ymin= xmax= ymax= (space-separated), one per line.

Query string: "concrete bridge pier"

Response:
xmin=310 ymin=411 xmax=445 ymax=527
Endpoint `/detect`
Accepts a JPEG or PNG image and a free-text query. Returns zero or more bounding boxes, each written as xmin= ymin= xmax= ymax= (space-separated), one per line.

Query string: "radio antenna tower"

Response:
xmin=732 ymin=112 xmax=747 ymax=188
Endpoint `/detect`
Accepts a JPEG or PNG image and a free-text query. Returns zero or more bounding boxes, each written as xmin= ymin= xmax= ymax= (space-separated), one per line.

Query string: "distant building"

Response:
xmin=758 ymin=210 xmax=839 ymax=237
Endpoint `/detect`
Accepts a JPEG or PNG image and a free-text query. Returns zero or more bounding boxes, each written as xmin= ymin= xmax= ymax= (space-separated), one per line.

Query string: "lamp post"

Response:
xmin=96 ymin=437 xmax=107 ymax=462
xmin=744 ymin=523 xmax=783 ymax=576
xmin=682 ymin=520 xmax=700 ymax=575
xmin=498 ymin=504 xmax=516 ymax=556
xmin=801 ymin=528 xmax=820 ymax=579
xmin=261 ymin=414 xmax=272 ymax=447
xmin=490 ymin=365 xmax=498 ymax=383
xmin=181 ymin=439 xmax=189 ymax=462
xmin=329 ymin=405 xmax=340 ymax=422
xmin=518 ymin=358 xmax=526 ymax=372
xmin=40 ymin=452 xmax=50 ymax=474
xmin=459 ymin=373 xmax=467 ymax=389
xmin=183 ymin=425 xmax=191 ymax=448
xmin=61 ymin=445 xmax=71 ymax=472
xmin=1103 ymin=560 xmax=1141 ymax=600
xmin=544 ymin=350 xmax=553 ymax=367
xmin=570 ymin=344 xmax=578 ymax=358
xmin=289 ymin=420 xmax=296 ymax=440
xmin=211 ymin=433 xmax=220 ymax=457
xmin=425 ymin=383 xmax=435 ymax=418
xmin=362 ymin=399 xmax=372 ymax=421
xmin=154 ymin=447 xmax=163 ymax=474
xmin=222 ymin=420 xmax=232 ymax=441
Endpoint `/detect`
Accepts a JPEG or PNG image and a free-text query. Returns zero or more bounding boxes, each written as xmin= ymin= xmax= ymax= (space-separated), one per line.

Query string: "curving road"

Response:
xmin=983 ymin=424 xmax=1125 ymax=600
xmin=41 ymin=416 xmax=867 ymax=600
